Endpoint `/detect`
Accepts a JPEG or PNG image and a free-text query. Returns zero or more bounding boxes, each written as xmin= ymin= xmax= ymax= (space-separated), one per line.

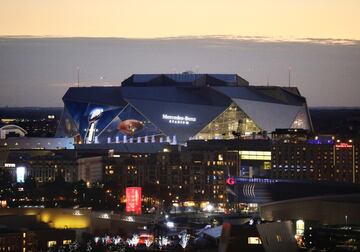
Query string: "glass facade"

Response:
xmin=56 ymin=105 xmax=80 ymax=138
xmin=291 ymin=109 xmax=310 ymax=129
xmin=194 ymin=103 xmax=261 ymax=140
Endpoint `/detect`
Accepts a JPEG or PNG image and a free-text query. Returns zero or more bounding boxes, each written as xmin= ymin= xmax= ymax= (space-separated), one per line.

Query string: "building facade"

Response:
xmin=104 ymin=148 xmax=238 ymax=204
xmin=1 ymin=150 xmax=103 ymax=184
xmin=271 ymin=137 xmax=359 ymax=183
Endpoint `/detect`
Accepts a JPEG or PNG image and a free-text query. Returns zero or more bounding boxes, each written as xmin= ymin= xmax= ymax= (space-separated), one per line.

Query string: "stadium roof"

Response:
xmin=122 ymin=73 xmax=249 ymax=87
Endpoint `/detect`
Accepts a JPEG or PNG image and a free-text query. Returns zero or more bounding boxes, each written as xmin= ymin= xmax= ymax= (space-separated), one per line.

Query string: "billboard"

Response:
xmin=126 ymin=187 xmax=142 ymax=215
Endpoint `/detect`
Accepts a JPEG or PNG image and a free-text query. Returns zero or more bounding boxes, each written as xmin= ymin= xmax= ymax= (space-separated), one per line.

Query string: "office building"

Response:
xmin=271 ymin=136 xmax=359 ymax=183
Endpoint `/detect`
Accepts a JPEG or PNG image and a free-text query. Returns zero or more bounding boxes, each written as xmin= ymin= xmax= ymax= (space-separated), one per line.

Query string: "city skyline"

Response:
xmin=1 ymin=1 xmax=360 ymax=251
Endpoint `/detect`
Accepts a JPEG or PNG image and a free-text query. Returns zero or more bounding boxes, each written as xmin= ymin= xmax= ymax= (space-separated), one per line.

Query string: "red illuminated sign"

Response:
xmin=335 ymin=143 xmax=352 ymax=148
xmin=226 ymin=177 xmax=235 ymax=185
xmin=126 ymin=187 xmax=142 ymax=215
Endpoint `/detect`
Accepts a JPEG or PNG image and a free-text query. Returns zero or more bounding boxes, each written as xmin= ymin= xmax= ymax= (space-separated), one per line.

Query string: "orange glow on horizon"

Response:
xmin=0 ymin=0 xmax=359 ymax=40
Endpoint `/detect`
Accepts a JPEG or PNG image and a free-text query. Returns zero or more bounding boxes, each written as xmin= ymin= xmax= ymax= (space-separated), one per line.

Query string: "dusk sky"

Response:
xmin=0 ymin=1 xmax=359 ymax=107
xmin=1 ymin=0 xmax=360 ymax=39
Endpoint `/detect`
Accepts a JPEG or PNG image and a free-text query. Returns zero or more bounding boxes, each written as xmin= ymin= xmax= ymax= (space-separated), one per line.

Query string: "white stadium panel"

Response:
xmin=232 ymin=98 xmax=306 ymax=132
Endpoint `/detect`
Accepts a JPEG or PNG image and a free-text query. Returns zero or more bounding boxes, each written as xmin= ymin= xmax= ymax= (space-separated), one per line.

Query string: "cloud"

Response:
xmin=1 ymin=35 xmax=359 ymax=46
xmin=168 ymin=35 xmax=360 ymax=46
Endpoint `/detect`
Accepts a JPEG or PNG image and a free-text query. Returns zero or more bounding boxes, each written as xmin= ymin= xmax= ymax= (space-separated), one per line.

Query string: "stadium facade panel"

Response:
xmin=57 ymin=74 xmax=312 ymax=143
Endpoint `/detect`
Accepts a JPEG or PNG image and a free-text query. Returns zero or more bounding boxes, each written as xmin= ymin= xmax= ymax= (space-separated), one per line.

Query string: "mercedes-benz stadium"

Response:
xmin=57 ymin=73 xmax=312 ymax=144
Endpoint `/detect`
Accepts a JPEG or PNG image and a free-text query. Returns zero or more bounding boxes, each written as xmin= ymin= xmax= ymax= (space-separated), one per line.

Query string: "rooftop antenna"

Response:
xmin=77 ymin=66 xmax=80 ymax=87
xmin=288 ymin=67 xmax=291 ymax=87
xmin=267 ymin=76 xmax=269 ymax=86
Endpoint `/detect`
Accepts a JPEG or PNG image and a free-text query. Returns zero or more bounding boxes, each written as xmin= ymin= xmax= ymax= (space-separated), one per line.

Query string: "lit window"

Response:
xmin=248 ymin=237 xmax=262 ymax=244
xmin=48 ymin=241 xmax=57 ymax=248
xmin=296 ymin=220 xmax=305 ymax=235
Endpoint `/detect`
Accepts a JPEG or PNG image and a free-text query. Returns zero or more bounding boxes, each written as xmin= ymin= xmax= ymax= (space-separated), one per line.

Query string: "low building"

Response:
xmin=0 ymin=215 xmax=76 ymax=251
xmin=1 ymin=149 xmax=103 ymax=184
